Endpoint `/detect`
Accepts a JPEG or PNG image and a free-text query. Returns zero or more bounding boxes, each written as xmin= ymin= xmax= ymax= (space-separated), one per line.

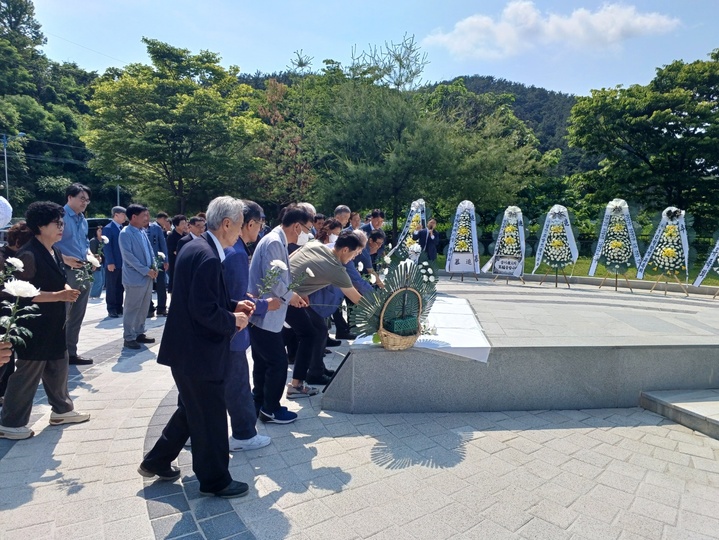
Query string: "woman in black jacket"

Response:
xmin=0 ymin=202 xmax=89 ymax=440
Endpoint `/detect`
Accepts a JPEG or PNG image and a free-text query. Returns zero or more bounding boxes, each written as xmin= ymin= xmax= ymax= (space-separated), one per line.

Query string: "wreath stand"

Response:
xmin=538 ymin=268 xmax=571 ymax=288
xmin=713 ymin=288 xmax=719 ymax=300
xmin=448 ymin=273 xmax=479 ymax=282
xmin=648 ymin=273 xmax=689 ymax=297
xmin=598 ymin=272 xmax=633 ymax=293
xmin=492 ymin=274 xmax=526 ymax=285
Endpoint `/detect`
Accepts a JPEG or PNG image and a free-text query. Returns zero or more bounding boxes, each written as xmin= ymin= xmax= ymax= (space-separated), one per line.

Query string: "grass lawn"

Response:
xmin=435 ymin=254 xmax=719 ymax=287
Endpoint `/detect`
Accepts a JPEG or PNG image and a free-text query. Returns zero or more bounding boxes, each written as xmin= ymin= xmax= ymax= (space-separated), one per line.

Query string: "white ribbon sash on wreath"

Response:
xmin=693 ymin=238 xmax=719 ymax=287
xmin=532 ymin=204 xmax=578 ymax=274
xmin=588 ymin=198 xmax=642 ymax=276
xmin=445 ymin=200 xmax=481 ymax=274
xmin=481 ymin=206 xmax=525 ymax=277
xmin=636 ymin=207 xmax=689 ymax=280
xmin=387 ymin=198 xmax=426 ymax=258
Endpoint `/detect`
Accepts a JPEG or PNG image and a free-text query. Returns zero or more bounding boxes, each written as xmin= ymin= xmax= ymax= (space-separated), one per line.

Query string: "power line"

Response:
xmin=24 ymin=137 xmax=90 ymax=151
xmin=45 ymin=32 xmax=128 ymax=65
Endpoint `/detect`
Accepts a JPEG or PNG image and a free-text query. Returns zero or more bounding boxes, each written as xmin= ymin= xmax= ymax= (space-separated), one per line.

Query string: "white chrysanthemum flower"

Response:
xmin=157 ymin=252 xmax=166 ymax=260
xmin=270 ymin=260 xmax=288 ymax=271
xmin=429 ymin=276 xmax=435 ymax=282
xmin=5 ymin=257 xmax=24 ymax=272
xmin=383 ymin=268 xmax=388 ymax=275
xmin=387 ymin=243 xmax=392 ymax=250
xmin=305 ymin=268 xmax=315 ymax=278
xmin=422 ymin=261 xmax=429 ymax=266
xmin=369 ymin=274 xmax=377 ymax=284
xmin=408 ymin=245 xmax=421 ymax=254
xmin=0 ymin=196 xmax=12 ymax=229
xmin=383 ymin=255 xmax=391 ymax=264
xmin=101 ymin=235 xmax=110 ymax=244
xmin=427 ymin=268 xmax=433 ymax=274
xmin=3 ymin=279 xmax=40 ymax=298
xmin=422 ymin=275 xmax=428 ymax=282
xmin=357 ymin=262 xmax=364 ymax=272
xmin=86 ymin=254 xmax=101 ymax=268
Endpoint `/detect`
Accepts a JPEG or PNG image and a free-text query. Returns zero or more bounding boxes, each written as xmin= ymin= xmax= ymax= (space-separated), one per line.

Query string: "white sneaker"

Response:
xmin=229 ymin=433 xmax=271 ymax=451
xmin=49 ymin=410 xmax=90 ymax=425
xmin=0 ymin=424 xmax=34 ymax=440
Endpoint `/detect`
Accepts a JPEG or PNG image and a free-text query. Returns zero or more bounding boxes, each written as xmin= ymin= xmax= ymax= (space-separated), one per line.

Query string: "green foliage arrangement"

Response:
xmin=350 ymin=261 xmax=436 ymax=339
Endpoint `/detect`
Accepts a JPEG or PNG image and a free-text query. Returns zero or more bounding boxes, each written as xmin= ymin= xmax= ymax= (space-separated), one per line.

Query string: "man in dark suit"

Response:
xmin=360 ymin=209 xmax=386 ymax=263
xmin=102 ymin=206 xmax=126 ymax=318
xmin=412 ymin=218 xmax=439 ymax=262
xmin=166 ymin=214 xmax=187 ymax=294
xmin=175 ymin=215 xmax=206 ymax=257
xmin=139 ymin=197 xmax=254 ymax=499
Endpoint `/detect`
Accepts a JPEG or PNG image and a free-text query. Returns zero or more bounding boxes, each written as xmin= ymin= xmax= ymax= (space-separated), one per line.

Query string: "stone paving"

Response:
xmin=1 ymin=287 xmax=719 ymax=539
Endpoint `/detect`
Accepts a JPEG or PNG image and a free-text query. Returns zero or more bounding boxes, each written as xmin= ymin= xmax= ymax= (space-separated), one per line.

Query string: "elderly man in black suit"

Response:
xmin=138 ymin=197 xmax=254 ymax=499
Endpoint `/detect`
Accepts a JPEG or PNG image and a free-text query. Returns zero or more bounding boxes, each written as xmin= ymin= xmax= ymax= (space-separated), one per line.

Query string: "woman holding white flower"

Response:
xmin=0 ymin=202 xmax=89 ymax=441
xmin=0 ymin=221 xmax=34 ymax=405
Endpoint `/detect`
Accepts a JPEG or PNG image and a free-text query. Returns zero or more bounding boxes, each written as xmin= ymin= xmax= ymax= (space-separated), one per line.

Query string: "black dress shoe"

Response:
xmin=147 ymin=310 xmax=155 ymax=318
xmin=108 ymin=312 xmax=120 ymax=318
xmin=288 ymin=356 xmax=295 ymax=365
xmin=69 ymin=355 xmax=93 ymax=365
xmin=335 ymin=333 xmax=357 ymax=340
xmin=124 ymin=340 xmax=141 ymax=350
xmin=156 ymin=309 xmax=167 ymax=316
xmin=324 ymin=349 xmax=331 ymax=355
xmin=326 ymin=338 xmax=342 ymax=347
xmin=324 ymin=368 xmax=335 ymax=377
xmin=136 ymin=334 xmax=156 ymax=344
xmin=138 ymin=462 xmax=181 ymax=481
xmin=305 ymin=373 xmax=332 ymax=385
xmin=200 ymin=479 xmax=249 ymax=499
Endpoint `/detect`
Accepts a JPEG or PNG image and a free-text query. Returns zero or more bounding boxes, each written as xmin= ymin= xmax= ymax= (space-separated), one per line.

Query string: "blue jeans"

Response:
xmin=89 ymin=267 xmax=105 ymax=298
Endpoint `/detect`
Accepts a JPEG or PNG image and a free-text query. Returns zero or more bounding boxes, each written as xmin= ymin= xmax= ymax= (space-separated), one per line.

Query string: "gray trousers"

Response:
xmin=0 ymin=358 xmax=73 ymax=427
xmin=65 ymin=266 xmax=91 ymax=357
xmin=225 ymin=349 xmax=258 ymax=440
xmin=123 ymin=280 xmax=153 ymax=341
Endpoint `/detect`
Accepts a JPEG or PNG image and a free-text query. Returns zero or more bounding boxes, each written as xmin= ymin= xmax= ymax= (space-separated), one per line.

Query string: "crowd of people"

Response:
xmin=0 ymin=187 xmax=440 ymax=499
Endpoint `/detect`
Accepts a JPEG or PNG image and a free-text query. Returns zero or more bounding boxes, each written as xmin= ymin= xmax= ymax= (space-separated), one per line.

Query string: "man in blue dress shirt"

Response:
xmin=55 ymin=183 xmax=94 ymax=366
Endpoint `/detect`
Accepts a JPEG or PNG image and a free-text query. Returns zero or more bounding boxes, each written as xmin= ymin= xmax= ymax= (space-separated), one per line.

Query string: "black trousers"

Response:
xmin=285 ymin=306 xmax=327 ymax=381
xmin=105 ymin=267 xmax=124 ymax=314
xmin=332 ymin=305 xmax=351 ymax=336
xmin=142 ymin=368 xmax=231 ymax=493
xmin=248 ymin=324 xmax=288 ymax=414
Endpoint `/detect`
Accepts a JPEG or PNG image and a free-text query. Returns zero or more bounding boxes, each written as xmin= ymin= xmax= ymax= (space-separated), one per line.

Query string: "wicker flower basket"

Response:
xmin=378 ymin=288 xmax=422 ymax=351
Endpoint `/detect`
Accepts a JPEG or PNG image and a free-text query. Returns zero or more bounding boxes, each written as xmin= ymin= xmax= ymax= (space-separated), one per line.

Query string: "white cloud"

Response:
xmin=423 ymin=1 xmax=680 ymax=59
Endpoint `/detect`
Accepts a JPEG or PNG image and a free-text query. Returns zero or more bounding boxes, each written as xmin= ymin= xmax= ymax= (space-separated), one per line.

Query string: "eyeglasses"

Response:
xmin=299 ymin=223 xmax=312 ymax=233
xmin=51 ymin=220 xmax=65 ymax=228
xmin=76 ymin=196 xmax=90 ymax=203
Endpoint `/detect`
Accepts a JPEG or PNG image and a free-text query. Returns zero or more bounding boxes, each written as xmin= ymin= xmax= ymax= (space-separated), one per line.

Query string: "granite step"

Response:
xmin=640 ymin=388 xmax=719 ymax=440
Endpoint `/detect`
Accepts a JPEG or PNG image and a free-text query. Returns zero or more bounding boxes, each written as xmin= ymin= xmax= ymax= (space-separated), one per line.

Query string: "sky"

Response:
xmin=32 ymin=0 xmax=719 ymax=96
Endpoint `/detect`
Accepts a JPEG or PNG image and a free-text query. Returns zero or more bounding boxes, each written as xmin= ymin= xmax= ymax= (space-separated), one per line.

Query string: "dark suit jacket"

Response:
xmin=157 ymin=233 xmax=238 ymax=381
xmin=102 ymin=222 xmax=123 ymax=268
xmin=412 ymin=228 xmax=439 ymax=260
xmin=15 ymin=237 xmax=68 ymax=361
xmin=175 ymin=233 xmax=195 ymax=257
xmin=360 ymin=222 xmax=385 ymax=261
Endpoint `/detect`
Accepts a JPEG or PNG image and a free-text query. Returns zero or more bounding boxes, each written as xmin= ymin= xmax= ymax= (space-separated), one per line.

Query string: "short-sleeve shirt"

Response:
xmin=289 ymin=241 xmax=352 ymax=296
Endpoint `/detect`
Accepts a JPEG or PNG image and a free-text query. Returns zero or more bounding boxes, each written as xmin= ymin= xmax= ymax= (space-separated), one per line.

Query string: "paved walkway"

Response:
xmin=1 ymin=285 xmax=719 ymax=539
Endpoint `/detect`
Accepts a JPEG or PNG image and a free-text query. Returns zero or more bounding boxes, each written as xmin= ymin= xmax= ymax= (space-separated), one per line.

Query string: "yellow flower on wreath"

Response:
xmin=664 ymin=225 xmax=678 ymax=238
xmin=611 ymin=223 xmax=625 ymax=233
xmin=458 ymin=226 xmax=470 ymax=237
xmin=661 ymin=247 xmax=677 ymax=258
xmin=609 ymin=240 xmax=624 ymax=249
xmin=550 ymin=225 xmax=564 ymax=234
xmin=504 ymin=224 xmax=517 ymax=233
xmin=456 ymin=240 xmax=470 ymax=252
xmin=550 ymin=239 xmax=565 ymax=248
xmin=504 ymin=237 xmax=517 ymax=245
xmin=405 ymin=236 xmax=417 ymax=248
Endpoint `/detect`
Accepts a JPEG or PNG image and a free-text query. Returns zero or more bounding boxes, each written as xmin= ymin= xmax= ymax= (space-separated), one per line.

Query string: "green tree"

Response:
xmin=0 ymin=0 xmax=44 ymax=51
xmin=84 ymin=38 xmax=264 ymax=213
xmin=567 ymin=49 xmax=719 ymax=235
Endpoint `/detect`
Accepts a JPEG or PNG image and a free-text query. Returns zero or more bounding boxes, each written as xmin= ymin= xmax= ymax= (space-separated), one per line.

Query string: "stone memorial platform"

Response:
xmin=322 ymin=278 xmax=719 ymax=414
